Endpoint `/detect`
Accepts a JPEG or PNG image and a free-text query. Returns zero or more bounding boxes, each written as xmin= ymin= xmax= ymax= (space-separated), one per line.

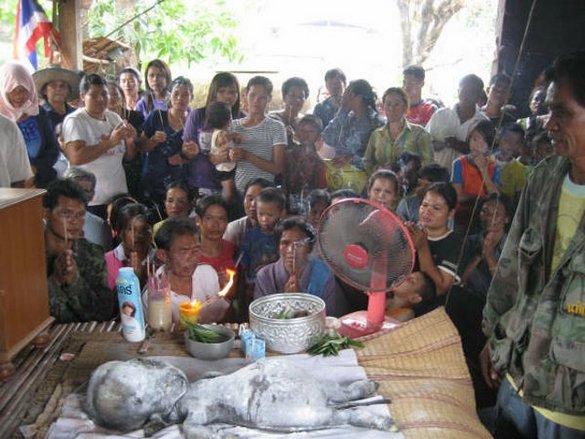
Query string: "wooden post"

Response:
xmin=58 ymin=0 xmax=83 ymax=71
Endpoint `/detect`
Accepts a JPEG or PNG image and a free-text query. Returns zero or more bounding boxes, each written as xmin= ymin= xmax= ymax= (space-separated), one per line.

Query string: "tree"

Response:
xmin=396 ymin=0 xmax=464 ymax=67
xmin=87 ymin=0 xmax=242 ymax=67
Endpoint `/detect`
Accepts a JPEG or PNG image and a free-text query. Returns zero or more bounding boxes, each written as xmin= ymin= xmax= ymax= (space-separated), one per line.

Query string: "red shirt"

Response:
xmin=406 ymin=100 xmax=437 ymax=126
xmin=199 ymin=239 xmax=236 ymax=273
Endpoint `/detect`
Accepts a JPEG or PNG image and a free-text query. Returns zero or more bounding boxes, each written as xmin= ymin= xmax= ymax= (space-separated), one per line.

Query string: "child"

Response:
xmin=494 ymin=123 xmax=528 ymax=208
xmin=385 ymin=271 xmax=436 ymax=322
xmin=206 ymin=101 xmax=241 ymax=202
xmin=306 ymin=189 xmax=331 ymax=229
xmin=105 ymin=203 xmax=154 ymax=290
xmin=451 ymin=120 xmax=500 ymax=232
xmin=367 ymin=169 xmax=401 ymax=211
xmin=532 ymin=131 xmax=553 ymax=166
xmin=283 ymin=114 xmax=327 ymax=212
xmin=239 ymin=187 xmax=286 ymax=278
xmin=152 ymin=217 xmax=229 ymax=323
xmin=396 ymin=163 xmax=450 ymax=223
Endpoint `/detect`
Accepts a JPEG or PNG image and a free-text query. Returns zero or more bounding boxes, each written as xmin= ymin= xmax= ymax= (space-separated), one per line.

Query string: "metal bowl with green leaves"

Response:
xmin=249 ymin=293 xmax=326 ymax=354
xmin=184 ymin=324 xmax=235 ymax=360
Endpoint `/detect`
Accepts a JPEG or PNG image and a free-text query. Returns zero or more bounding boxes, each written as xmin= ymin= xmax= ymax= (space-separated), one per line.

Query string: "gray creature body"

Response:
xmin=86 ymin=357 xmax=394 ymax=437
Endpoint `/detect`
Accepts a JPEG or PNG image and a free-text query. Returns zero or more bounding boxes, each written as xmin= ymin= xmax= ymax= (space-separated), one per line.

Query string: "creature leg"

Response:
xmin=333 ymin=407 xmax=397 ymax=431
xmin=326 ymin=379 xmax=379 ymax=402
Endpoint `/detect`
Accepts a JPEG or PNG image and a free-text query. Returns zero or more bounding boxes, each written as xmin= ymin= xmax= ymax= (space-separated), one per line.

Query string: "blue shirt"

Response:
xmin=322 ymin=108 xmax=384 ymax=169
xmin=239 ymin=226 xmax=279 ymax=281
xmin=141 ymin=110 xmax=186 ymax=202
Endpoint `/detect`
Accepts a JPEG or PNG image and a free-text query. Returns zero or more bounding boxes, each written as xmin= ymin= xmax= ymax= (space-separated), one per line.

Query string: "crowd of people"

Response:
xmin=0 ymin=51 xmax=583 ymax=438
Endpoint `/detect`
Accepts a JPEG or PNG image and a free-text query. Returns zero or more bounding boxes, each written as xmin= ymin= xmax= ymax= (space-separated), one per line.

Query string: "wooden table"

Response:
xmin=0 ymin=309 xmax=491 ymax=439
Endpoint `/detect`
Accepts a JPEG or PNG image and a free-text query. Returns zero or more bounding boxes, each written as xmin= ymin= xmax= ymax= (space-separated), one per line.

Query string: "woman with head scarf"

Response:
xmin=0 ymin=62 xmax=60 ymax=188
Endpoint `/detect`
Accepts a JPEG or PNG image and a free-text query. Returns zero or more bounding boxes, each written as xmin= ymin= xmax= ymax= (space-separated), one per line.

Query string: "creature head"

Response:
xmin=86 ymin=358 xmax=189 ymax=432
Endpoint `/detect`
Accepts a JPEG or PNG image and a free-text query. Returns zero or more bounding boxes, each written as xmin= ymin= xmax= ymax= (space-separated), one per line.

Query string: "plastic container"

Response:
xmin=147 ymin=271 xmax=172 ymax=331
xmin=116 ymin=267 xmax=146 ymax=342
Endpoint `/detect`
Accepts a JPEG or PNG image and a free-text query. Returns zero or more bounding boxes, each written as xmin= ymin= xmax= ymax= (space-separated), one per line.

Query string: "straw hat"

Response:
xmin=33 ymin=66 xmax=81 ymax=100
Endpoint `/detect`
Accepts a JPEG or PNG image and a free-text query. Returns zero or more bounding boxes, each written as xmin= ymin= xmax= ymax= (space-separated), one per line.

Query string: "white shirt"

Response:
xmin=0 ymin=114 xmax=33 ymax=187
xmin=425 ymin=104 xmax=488 ymax=172
xmin=143 ymin=264 xmax=221 ymax=323
xmin=62 ymin=108 xmax=127 ymax=205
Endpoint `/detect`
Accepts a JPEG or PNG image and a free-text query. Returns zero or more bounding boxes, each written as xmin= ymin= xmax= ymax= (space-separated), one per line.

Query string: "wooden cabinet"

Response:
xmin=0 ymin=189 xmax=53 ymax=364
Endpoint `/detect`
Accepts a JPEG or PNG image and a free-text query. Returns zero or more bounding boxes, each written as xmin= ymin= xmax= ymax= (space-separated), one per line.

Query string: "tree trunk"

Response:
xmin=396 ymin=0 xmax=464 ymax=67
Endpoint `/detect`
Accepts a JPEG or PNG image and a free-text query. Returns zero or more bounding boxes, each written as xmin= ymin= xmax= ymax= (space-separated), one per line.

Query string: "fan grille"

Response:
xmin=318 ymin=199 xmax=415 ymax=292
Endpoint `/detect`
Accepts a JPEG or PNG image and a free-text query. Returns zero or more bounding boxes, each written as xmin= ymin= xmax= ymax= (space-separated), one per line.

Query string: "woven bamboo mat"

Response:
xmin=357 ymin=308 xmax=491 ymax=439
xmin=13 ymin=308 xmax=490 ymax=439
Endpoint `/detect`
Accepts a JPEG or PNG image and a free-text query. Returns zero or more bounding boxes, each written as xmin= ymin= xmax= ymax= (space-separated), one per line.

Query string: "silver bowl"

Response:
xmin=184 ymin=325 xmax=235 ymax=360
xmin=249 ymin=293 xmax=326 ymax=354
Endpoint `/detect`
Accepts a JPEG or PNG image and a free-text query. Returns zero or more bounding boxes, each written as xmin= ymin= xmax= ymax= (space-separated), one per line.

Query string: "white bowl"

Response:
xmin=184 ymin=325 xmax=235 ymax=360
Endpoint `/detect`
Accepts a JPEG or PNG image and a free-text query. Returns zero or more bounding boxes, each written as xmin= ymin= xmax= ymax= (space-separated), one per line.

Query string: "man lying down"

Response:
xmin=85 ymin=357 xmax=396 ymax=438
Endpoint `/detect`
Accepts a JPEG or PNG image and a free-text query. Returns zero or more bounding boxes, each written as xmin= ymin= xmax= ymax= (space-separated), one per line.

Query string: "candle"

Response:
xmin=179 ymin=300 xmax=202 ymax=326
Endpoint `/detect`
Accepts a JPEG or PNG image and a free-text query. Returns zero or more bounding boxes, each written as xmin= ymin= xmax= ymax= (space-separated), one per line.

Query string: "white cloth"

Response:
xmin=45 ymin=350 xmax=403 ymax=439
xmin=318 ymin=142 xmax=337 ymax=160
xmin=211 ymin=129 xmax=236 ymax=172
xmin=425 ymin=104 xmax=488 ymax=172
xmin=0 ymin=61 xmax=39 ymax=122
xmin=62 ymin=108 xmax=127 ymax=205
xmin=0 ymin=114 xmax=33 ymax=187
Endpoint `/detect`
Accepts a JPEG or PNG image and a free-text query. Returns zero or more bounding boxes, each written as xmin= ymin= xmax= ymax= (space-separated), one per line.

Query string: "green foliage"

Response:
xmin=87 ymin=0 xmax=242 ymax=67
xmin=0 ymin=0 xmax=17 ymax=38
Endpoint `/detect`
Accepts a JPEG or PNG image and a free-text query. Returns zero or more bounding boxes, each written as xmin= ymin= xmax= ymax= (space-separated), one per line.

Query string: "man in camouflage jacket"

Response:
xmin=44 ymin=179 xmax=117 ymax=323
xmin=482 ymin=52 xmax=585 ymax=438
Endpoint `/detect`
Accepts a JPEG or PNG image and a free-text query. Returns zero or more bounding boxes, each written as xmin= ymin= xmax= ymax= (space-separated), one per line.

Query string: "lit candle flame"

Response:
xmin=218 ymin=268 xmax=236 ymax=298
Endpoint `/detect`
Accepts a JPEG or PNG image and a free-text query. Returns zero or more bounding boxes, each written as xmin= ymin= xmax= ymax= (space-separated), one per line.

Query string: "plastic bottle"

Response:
xmin=116 ymin=267 xmax=146 ymax=342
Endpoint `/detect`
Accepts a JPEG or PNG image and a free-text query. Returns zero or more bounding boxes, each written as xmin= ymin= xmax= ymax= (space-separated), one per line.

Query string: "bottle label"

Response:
xmin=116 ymin=268 xmax=145 ymax=342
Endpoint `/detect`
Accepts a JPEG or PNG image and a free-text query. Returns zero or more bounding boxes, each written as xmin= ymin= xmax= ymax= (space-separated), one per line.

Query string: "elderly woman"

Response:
xmin=0 ymin=61 xmax=60 ymax=188
xmin=253 ymin=217 xmax=340 ymax=316
xmin=321 ymin=79 xmax=384 ymax=169
xmin=269 ymin=77 xmax=309 ymax=146
xmin=363 ymin=87 xmax=433 ymax=173
xmin=32 ymin=66 xmax=80 ymax=130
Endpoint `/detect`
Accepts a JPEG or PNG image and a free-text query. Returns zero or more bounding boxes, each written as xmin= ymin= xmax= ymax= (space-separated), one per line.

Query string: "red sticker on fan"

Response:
xmin=344 ymin=244 xmax=369 ymax=269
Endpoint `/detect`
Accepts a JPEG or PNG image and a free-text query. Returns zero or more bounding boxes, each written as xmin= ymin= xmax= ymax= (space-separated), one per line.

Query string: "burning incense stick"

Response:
xmin=157 ymin=109 xmax=165 ymax=128
xmin=63 ymin=217 xmax=69 ymax=249
xmin=234 ymin=252 xmax=244 ymax=269
xmin=131 ymin=219 xmax=135 ymax=252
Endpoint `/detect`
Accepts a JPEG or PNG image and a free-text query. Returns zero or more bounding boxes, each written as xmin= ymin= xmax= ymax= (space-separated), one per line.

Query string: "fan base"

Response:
xmin=337 ymin=311 xmax=402 ymax=338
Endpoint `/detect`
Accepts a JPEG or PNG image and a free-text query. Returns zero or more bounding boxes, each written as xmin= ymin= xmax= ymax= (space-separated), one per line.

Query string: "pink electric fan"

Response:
xmin=318 ymin=198 xmax=415 ymax=337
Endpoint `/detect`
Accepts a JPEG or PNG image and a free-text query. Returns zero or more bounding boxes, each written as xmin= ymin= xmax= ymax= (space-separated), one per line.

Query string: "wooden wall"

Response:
xmin=497 ymin=0 xmax=585 ymax=117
